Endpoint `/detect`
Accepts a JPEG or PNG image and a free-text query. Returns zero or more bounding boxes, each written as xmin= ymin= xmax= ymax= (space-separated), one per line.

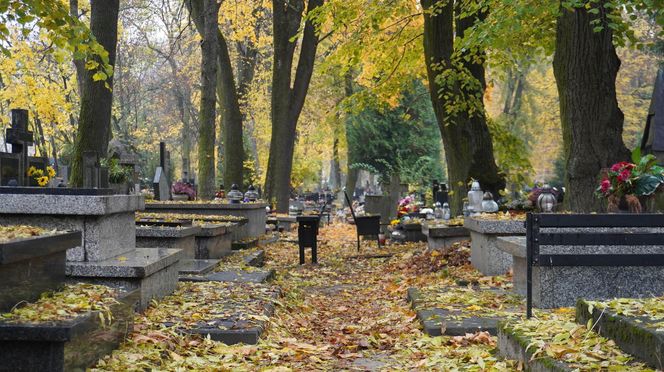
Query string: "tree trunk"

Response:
xmin=552 ymin=1 xmax=629 ymax=212
xmin=422 ymin=0 xmax=505 ymax=214
xmin=264 ymin=0 xmax=323 ymax=212
xmin=343 ymin=71 xmax=357 ymax=204
xmin=331 ymin=122 xmax=341 ymax=189
xmin=187 ymin=0 xmax=244 ymax=189
xmin=69 ymin=0 xmax=119 ymax=186
xmin=196 ymin=0 xmax=220 ymax=199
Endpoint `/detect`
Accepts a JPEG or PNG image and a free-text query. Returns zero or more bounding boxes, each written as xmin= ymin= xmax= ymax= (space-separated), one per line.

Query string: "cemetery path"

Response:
xmin=93 ymin=224 xmax=511 ymax=371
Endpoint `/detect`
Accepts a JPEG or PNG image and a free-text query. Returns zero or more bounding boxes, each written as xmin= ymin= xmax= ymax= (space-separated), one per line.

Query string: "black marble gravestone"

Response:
xmin=153 ymin=142 xmax=172 ymax=200
xmin=641 ymin=67 xmax=664 ymax=163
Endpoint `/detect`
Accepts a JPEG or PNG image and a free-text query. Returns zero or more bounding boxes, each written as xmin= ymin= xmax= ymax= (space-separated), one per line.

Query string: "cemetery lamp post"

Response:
xmin=228 ymin=184 xmax=243 ymax=204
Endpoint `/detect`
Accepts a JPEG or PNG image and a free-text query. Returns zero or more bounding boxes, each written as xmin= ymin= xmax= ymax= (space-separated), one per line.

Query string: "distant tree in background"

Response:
xmin=346 ymin=80 xmax=444 ymax=191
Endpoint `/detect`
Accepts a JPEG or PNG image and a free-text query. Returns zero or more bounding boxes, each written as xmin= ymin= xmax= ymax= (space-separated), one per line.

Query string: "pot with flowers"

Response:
xmin=27 ymin=165 xmax=56 ymax=187
xmin=596 ymin=150 xmax=664 ymax=213
xmin=171 ymin=181 xmax=196 ymax=201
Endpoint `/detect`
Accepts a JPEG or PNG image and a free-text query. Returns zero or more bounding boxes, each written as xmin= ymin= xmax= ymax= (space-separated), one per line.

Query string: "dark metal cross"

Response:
xmin=6 ymin=109 xmax=34 ymax=186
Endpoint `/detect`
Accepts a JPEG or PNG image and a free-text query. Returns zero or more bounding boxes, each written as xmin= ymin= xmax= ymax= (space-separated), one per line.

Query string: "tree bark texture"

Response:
xmin=343 ymin=71 xmax=357 ymax=203
xmin=422 ymin=0 xmax=505 ymax=214
xmin=69 ymin=0 xmax=119 ymax=186
xmin=187 ymin=0 xmax=244 ymax=190
xmin=552 ymin=1 xmax=629 ymax=212
xmin=196 ymin=0 xmax=220 ymax=199
xmin=264 ymin=0 xmax=324 ymax=212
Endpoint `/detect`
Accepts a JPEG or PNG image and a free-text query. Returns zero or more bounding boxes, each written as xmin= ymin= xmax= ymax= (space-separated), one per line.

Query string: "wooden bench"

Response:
xmin=526 ymin=213 xmax=664 ymax=317
xmin=344 ymin=190 xmax=381 ymax=251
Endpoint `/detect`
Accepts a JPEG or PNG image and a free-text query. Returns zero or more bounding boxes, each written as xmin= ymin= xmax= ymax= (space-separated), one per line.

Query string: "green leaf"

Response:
xmin=631 ymin=147 xmax=641 ymax=164
xmin=92 ymin=71 xmax=107 ymax=81
xmin=634 ymin=174 xmax=663 ymax=196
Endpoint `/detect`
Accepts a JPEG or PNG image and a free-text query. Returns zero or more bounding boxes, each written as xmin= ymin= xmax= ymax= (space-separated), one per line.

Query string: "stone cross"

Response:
xmin=6 ymin=109 xmax=33 ymax=186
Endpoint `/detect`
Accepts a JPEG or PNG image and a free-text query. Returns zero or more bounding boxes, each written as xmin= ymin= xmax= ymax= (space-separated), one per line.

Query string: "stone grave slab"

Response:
xmin=135 ymin=225 xmax=201 ymax=258
xmin=195 ymin=224 xmax=233 ymax=259
xmin=276 ymin=215 xmax=296 ymax=232
xmin=576 ymin=299 xmax=664 ymax=370
xmin=0 ymin=231 xmax=81 ymax=312
xmin=182 ymin=269 xmax=275 ymax=284
xmin=496 ymin=236 xmax=526 ymax=295
xmin=464 ymin=217 xmax=525 ymax=276
xmin=158 ymin=281 xmax=280 ymax=345
xmin=407 ymin=287 xmax=522 ymax=336
xmin=66 ymin=248 xmax=184 ymax=311
xmin=144 ymin=202 xmax=267 ymax=242
xmin=178 ymin=258 xmax=220 ymax=276
xmin=0 ymin=289 xmax=139 ymax=371
xmin=402 ymin=223 xmax=426 ymax=242
xmin=422 ymin=223 xmax=469 ymax=250
xmin=231 ymin=237 xmax=259 ymax=251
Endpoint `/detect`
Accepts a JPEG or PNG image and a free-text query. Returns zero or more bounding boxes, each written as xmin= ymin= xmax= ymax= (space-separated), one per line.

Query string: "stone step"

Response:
xmin=407 ymin=287 xmax=521 ymax=336
xmin=576 ymin=299 xmax=664 ymax=370
xmin=66 ymin=248 xmax=184 ymax=311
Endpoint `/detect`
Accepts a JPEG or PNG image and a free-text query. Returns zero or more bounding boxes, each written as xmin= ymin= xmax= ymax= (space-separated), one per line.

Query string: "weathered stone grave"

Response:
xmin=145 ymin=201 xmax=267 ymax=244
xmin=422 ymin=222 xmax=469 ymax=250
xmin=0 ymin=192 xmax=183 ymax=311
xmin=464 ymin=216 xmax=525 ymax=276
xmin=0 ymin=227 xmax=139 ymax=371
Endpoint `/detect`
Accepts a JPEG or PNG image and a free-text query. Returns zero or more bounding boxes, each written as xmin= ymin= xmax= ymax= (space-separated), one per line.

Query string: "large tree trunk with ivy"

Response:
xmin=552 ymin=1 xmax=629 ymax=212
xmin=196 ymin=0 xmax=220 ymax=199
xmin=422 ymin=0 xmax=504 ymax=214
xmin=70 ymin=0 xmax=119 ymax=186
xmin=264 ymin=0 xmax=324 ymax=212
xmin=187 ymin=0 xmax=244 ymax=190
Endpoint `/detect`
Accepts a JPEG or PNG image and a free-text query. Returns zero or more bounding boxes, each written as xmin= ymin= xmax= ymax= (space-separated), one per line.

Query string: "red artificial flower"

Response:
xmin=617 ymin=169 xmax=631 ymax=183
xmin=610 ymin=161 xmax=635 ymax=172
xmin=600 ymin=178 xmax=611 ymax=193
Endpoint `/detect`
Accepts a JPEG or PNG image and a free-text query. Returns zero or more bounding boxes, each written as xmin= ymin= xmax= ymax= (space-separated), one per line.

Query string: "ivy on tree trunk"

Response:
xmin=422 ymin=0 xmax=505 ymax=215
xmin=69 ymin=0 xmax=119 ymax=187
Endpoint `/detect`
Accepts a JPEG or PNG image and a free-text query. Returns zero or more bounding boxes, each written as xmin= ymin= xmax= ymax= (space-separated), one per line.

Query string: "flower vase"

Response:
xmin=608 ymin=194 xmax=646 ymax=213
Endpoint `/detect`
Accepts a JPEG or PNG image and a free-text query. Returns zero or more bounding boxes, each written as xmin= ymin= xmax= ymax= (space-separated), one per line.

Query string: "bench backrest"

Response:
xmin=343 ymin=190 xmax=357 ymax=221
xmin=526 ymin=213 xmax=664 ymax=318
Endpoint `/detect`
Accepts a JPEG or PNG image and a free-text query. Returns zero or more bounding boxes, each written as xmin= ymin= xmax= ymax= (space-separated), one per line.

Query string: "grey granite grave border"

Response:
xmin=464 ymin=217 xmax=526 ymax=235
xmin=0 ymin=194 xmax=144 ymax=215
xmin=576 ymin=299 xmax=664 ymax=370
xmin=498 ymin=321 xmax=572 ymax=372
xmin=135 ymin=225 xmax=201 ymax=239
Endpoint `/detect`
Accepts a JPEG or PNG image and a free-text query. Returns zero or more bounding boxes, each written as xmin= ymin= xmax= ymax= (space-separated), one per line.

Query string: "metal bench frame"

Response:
xmin=526 ymin=213 xmax=664 ymax=318
xmin=344 ymin=191 xmax=381 ymax=251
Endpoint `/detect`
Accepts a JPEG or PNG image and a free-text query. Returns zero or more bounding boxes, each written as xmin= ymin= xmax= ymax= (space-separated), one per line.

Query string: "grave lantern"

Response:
xmin=228 ymin=184 xmax=243 ymax=204
xmin=482 ymin=192 xmax=499 ymax=213
xmin=244 ymin=185 xmax=259 ymax=202
xmin=467 ymin=180 xmax=484 ymax=215
xmin=537 ymin=184 xmax=557 ymax=213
